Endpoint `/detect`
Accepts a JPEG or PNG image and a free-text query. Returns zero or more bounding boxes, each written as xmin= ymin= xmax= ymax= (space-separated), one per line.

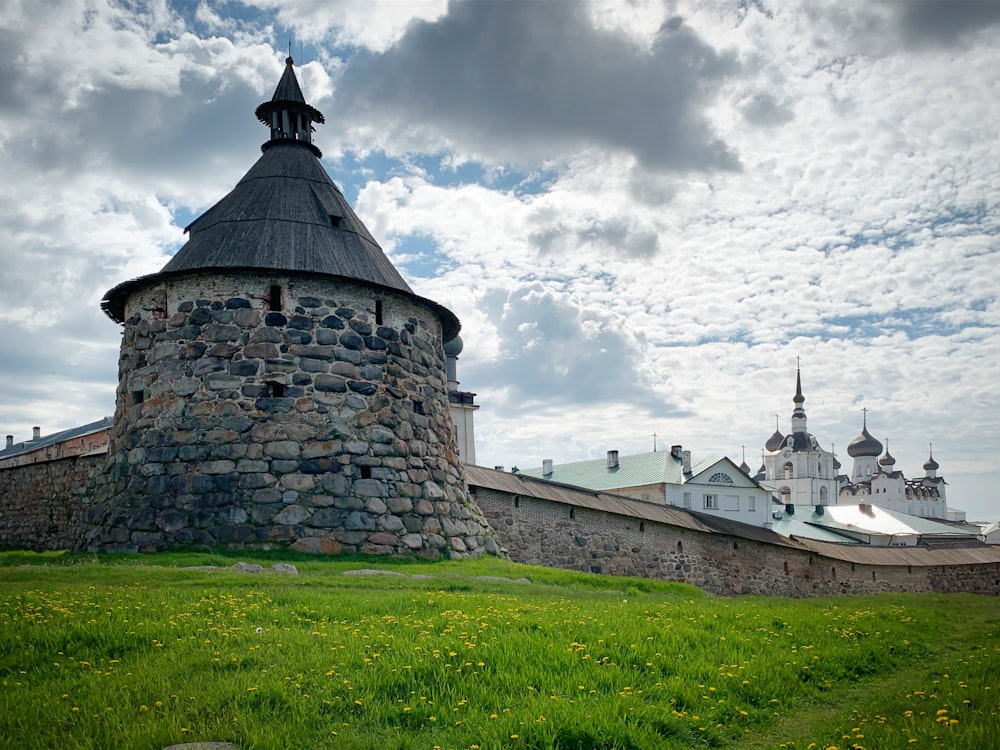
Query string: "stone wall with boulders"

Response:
xmin=83 ymin=271 xmax=496 ymax=558
xmin=473 ymin=486 xmax=1000 ymax=597
xmin=0 ymin=455 xmax=104 ymax=550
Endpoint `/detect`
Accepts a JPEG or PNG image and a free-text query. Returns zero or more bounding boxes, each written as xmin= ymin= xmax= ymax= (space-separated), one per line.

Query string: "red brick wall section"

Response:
xmin=473 ymin=487 xmax=1000 ymax=597
xmin=0 ymin=455 xmax=104 ymax=551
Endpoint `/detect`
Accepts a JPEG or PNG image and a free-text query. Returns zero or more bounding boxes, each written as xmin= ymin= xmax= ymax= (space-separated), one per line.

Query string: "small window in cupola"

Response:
xmin=329 ymin=214 xmax=343 ymax=228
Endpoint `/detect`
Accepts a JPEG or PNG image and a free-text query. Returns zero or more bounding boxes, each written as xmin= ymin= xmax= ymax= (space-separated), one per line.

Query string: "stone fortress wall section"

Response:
xmin=83 ymin=271 xmax=495 ymax=557
xmin=0 ymin=455 xmax=104 ymax=551
xmin=473 ymin=487 xmax=1000 ymax=597
xmin=2 ymin=453 xmax=997 ymax=596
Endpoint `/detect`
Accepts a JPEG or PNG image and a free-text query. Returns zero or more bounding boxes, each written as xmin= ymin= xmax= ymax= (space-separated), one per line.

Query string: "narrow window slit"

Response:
xmin=268 ymin=382 xmax=285 ymax=397
xmin=375 ymin=299 xmax=383 ymax=325
xmin=269 ymin=285 xmax=282 ymax=311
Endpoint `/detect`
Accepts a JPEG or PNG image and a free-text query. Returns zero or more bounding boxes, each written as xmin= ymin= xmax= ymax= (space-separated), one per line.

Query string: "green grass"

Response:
xmin=1 ymin=551 xmax=997 ymax=749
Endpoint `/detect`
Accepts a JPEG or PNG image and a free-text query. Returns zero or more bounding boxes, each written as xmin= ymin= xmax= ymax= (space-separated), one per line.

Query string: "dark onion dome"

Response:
xmin=833 ymin=455 xmax=842 ymax=470
xmin=765 ymin=429 xmax=785 ymax=451
xmin=879 ymin=446 xmax=895 ymax=466
xmin=739 ymin=460 xmax=751 ymax=474
xmin=847 ymin=425 xmax=883 ymax=457
xmin=923 ymin=451 xmax=939 ymax=471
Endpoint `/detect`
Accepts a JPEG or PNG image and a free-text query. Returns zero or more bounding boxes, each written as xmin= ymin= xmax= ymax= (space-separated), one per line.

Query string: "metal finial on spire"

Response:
xmin=774 ymin=414 xmax=779 ymax=430
xmin=652 ymin=432 xmax=657 ymax=452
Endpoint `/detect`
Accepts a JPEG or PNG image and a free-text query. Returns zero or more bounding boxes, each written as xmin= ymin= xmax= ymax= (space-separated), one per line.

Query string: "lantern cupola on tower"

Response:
xmin=255 ymin=56 xmax=325 ymax=158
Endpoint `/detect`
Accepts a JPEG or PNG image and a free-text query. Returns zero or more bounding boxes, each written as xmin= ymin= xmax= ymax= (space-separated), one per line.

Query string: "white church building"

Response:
xmin=757 ymin=369 xmax=963 ymax=522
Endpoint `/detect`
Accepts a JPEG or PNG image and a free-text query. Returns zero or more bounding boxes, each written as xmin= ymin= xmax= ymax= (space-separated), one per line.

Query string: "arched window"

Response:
xmin=819 ymin=486 xmax=829 ymax=505
xmin=708 ymin=472 xmax=734 ymax=485
xmin=783 ymin=462 xmax=793 ymax=479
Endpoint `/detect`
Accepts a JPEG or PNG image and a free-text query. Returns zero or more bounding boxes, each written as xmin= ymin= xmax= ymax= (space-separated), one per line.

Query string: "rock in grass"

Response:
xmin=270 ymin=563 xmax=298 ymax=575
xmin=231 ymin=562 xmax=263 ymax=573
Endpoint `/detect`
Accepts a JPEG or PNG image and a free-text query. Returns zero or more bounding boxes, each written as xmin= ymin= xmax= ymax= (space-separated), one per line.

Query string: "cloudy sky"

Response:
xmin=1 ymin=0 xmax=998 ymax=521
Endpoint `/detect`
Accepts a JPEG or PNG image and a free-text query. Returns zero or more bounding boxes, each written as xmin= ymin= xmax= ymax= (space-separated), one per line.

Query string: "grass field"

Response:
xmin=1 ymin=549 xmax=997 ymax=749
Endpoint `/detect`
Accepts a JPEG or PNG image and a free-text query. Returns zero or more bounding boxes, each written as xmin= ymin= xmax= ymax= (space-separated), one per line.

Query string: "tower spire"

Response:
xmin=790 ymin=363 xmax=807 ymax=432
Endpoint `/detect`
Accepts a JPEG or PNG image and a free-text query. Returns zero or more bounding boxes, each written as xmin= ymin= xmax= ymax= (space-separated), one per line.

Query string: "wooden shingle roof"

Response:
xmin=101 ymin=58 xmax=459 ymax=340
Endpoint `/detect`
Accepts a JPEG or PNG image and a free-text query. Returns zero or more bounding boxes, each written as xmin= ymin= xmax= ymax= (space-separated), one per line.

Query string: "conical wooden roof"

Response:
xmin=102 ymin=58 xmax=458 ymax=339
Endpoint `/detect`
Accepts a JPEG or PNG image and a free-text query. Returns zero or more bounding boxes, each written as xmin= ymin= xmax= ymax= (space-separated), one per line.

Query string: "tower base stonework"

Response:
xmin=83 ymin=272 xmax=497 ymax=557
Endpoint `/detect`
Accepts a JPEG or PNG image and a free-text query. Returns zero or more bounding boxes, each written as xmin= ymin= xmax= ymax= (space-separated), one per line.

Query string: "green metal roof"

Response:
xmin=520 ymin=451 xmax=686 ymax=490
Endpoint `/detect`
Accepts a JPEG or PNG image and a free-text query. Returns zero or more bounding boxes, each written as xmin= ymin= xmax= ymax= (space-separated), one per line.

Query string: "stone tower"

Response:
xmin=83 ymin=57 xmax=496 ymax=557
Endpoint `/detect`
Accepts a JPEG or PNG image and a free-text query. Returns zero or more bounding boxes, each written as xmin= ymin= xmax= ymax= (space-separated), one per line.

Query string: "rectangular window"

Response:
xmin=375 ymin=299 xmax=383 ymax=325
xmin=723 ymin=494 xmax=739 ymax=511
xmin=360 ymin=466 xmax=372 ymax=479
xmin=269 ymin=285 xmax=282 ymax=311
xmin=132 ymin=390 xmax=144 ymax=405
xmin=704 ymin=494 xmax=719 ymax=510
xmin=748 ymin=495 xmax=756 ymax=512
xmin=683 ymin=492 xmax=692 ymax=509
xmin=412 ymin=400 xmax=425 ymax=415
xmin=330 ymin=214 xmax=342 ymax=228
xmin=268 ymin=382 xmax=285 ymax=398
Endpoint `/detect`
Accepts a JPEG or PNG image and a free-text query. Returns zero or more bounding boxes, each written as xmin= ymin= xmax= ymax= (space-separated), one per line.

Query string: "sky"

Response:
xmin=0 ymin=0 xmax=998 ymax=521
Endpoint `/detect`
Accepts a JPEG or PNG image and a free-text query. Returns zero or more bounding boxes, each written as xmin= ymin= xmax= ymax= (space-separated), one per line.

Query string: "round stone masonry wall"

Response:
xmin=84 ymin=272 xmax=497 ymax=558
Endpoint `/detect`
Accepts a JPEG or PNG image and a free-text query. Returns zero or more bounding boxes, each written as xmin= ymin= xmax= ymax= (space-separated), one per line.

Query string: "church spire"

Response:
xmin=790 ymin=362 xmax=807 ymax=433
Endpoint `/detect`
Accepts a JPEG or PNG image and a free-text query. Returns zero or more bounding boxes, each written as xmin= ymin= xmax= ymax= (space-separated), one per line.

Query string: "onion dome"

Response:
xmin=765 ymin=429 xmax=785 ymax=451
xmin=878 ymin=441 xmax=895 ymax=467
xmin=833 ymin=455 xmax=841 ymax=471
xmin=847 ymin=412 xmax=883 ymax=457
xmin=923 ymin=449 xmax=939 ymax=471
xmin=765 ymin=414 xmax=784 ymax=451
xmin=739 ymin=459 xmax=751 ymax=474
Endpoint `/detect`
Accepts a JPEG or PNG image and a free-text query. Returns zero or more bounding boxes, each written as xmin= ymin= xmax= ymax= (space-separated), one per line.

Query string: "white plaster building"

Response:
xmin=839 ymin=419 xmax=958 ymax=520
xmin=521 ymin=445 xmax=774 ymax=527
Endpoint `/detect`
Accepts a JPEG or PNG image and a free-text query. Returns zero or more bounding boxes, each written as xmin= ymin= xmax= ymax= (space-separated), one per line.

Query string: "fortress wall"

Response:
xmin=0 ymin=454 xmax=104 ymax=550
xmin=473 ymin=487 xmax=1000 ymax=597
xmin=2 ymin=451 xmax=997 ymax=596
